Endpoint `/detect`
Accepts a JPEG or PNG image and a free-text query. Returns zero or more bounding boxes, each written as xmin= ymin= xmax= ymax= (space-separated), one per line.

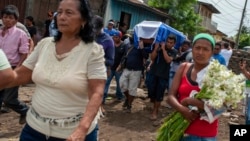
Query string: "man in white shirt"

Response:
xmin=220 ymin=42 xmax=232 ymax=67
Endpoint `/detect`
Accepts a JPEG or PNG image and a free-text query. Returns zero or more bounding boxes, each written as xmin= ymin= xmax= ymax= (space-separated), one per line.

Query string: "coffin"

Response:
xmin=133 ymin=21 xmax=186 ymax=52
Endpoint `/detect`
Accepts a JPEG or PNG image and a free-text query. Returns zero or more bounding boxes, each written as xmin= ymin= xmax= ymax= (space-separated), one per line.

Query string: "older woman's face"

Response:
xmin=2 ymin=14 xmax=17 ymax=29
xmin=192 ymin=39 xmax=213 ymax=64
xmin=57 ymin=0 xmax=84 ymax=35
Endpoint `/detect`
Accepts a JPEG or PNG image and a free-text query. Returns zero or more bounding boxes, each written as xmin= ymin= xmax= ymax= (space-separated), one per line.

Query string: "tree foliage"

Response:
xmin=148 ymin=0 xmax=203 ymax=37
xmin=238 ymin=25 xmax=250 ymax=48
xmin=241 ymin=25 xmax=250 ymax=34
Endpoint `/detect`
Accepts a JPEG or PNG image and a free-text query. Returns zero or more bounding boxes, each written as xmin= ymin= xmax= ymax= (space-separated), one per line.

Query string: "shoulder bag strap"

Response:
xmin=125 ymin=46 xmax=134 ymax=57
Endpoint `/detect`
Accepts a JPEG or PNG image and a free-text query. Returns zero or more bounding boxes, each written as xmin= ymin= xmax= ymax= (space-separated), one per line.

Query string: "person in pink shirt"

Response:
xmin=0 ymin=5 xmax=29 ymax=124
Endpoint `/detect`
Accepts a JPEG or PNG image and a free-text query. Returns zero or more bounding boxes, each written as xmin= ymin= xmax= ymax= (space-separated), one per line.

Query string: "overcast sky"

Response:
xmin=199 ymin=0 xmax=250 ymax=37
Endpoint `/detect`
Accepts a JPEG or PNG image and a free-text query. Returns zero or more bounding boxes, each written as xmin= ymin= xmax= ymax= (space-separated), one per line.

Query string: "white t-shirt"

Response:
xmin=23 ymin=37 xmax=106 ymax=138
xmin=0 ymin=49 xmax=10 ymax=70
xmin=220 ymin=49 xmax=233 ymax=66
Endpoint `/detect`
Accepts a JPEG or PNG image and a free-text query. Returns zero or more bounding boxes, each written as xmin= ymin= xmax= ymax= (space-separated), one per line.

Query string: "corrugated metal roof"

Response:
xmin=116 ymin=0 xmax=172 ymax=19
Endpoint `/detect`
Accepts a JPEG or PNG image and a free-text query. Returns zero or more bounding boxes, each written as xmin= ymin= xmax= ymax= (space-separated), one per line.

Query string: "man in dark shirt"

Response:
xmin=92 ymin=15 xmax=115 ymax=111
xmin=43 ymin=11 xmax=53 ymax=38
xmin=119 ymin=36 xmax=149 ymax=112
xmin=25 ymin=16 xmax=37 ymax=43
xmin=148 ymin=34 xmax=177 ymax=120
xmin=93 ymin=16 xmax=114 ymax=69
xmin=104 ymin=30 xmax=127 ymax=101
xmin=169 ymin=40 xmax=192 ymax=90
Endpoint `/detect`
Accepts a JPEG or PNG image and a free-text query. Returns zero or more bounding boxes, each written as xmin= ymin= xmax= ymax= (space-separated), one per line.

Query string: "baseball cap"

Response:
xmin=113 ymin=30 xmax=122 ymax=38
xmin=108 ymin=21 xmax=115 ymax=25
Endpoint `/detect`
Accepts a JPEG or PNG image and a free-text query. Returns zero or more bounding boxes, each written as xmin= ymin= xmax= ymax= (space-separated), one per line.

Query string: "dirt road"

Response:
xmin=0 ymin=84 xmax=246 ymax=141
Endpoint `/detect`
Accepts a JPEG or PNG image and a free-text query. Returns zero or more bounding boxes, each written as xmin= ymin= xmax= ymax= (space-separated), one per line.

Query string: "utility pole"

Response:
xmin=235 ymin=0 xmax=248 ymax=49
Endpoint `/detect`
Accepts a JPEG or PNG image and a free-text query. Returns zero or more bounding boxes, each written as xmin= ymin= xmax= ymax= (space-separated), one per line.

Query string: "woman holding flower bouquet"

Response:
xmin=167 ymin=33 xmax=218 ymax=141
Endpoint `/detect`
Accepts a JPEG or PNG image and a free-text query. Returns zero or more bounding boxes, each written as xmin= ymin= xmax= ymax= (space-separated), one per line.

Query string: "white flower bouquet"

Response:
xmin=157 ymin=59 xmax=246 ymax=141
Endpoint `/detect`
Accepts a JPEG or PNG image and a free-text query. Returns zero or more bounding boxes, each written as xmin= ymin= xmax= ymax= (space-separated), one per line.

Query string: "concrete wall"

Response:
xmin=228 ymin=49 xmax=250 ymax=74
xmin=89 ymin=0 xmax=107 ymax=16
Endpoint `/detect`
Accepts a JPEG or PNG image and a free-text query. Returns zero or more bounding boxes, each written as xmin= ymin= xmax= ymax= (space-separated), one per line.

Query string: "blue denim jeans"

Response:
xmin=20 ymin=124 xmax=99 ymax=141
xmin=181 ymin=135 xmax=217 ymax=141
xmin=103 ymin=70 xmax=123 ymax=103
xmin=168 ymin=71 xmax=175 ymax=90
xmin=246 ymin=94 xmax=250 ymax=124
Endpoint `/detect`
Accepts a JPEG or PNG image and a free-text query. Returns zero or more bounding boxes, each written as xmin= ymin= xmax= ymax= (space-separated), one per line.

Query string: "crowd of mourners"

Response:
xmin=0 ymin=0 xmax=242 ymax=141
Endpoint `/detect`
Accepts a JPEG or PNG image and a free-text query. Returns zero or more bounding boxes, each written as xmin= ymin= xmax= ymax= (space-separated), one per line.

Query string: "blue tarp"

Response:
xmin=133 ymin=21 xmax=186 ymax=51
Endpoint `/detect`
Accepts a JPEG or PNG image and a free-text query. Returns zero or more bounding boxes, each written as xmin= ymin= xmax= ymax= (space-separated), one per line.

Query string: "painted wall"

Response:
xmin=104 ymin=0 xmax=166 ymax=30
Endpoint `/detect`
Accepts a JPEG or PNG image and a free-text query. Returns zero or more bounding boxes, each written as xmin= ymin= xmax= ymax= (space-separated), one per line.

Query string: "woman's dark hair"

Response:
xmin=54 ymin=0 xmax=94 ymax=43
xmin=25 ymin=16 xmax=35 ymax=25
xmin=1 ymin=5 xmax=19 ymax=20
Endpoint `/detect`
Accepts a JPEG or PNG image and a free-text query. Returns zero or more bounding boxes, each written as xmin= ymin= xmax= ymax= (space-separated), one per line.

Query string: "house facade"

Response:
xmin=196 ymin=1 xmax=220 ymax=34
xmin=24 ymin=0 xmax=171 ymax=33
xmin=104 ymin=0 xmax=171 ymax=30
xmin=195 ymin=1 xmax=236 ymax=47
xmin=1 ymin=0 xmax=170 ymax=36
xmin=214 ymin=30 xmax=227 ymax=42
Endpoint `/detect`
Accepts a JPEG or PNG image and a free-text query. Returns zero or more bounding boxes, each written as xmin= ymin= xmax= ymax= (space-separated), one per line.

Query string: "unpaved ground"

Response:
xmin=0 ymin=82 xmax=246 ymax=141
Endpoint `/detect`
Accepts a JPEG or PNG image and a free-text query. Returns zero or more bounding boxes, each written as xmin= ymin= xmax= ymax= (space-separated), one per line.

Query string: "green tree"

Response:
xmin=148 ymin=0 xmax=203 ymax=37
xmin=238 ymin=25 xmax=250 ymax=49
xmin=241 ymin=25 xmax=250 ymax=34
